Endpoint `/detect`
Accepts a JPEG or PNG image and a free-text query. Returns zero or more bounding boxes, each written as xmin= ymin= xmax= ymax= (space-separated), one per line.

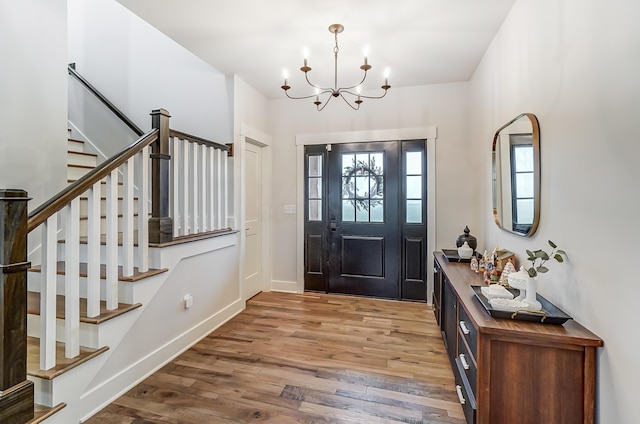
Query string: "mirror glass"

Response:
xmin=492 ymin=113 xmax=540 ymax=236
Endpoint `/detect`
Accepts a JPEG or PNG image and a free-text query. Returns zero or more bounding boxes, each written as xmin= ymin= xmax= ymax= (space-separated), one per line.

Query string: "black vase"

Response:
xmin=455 ymin=226 xmax=477 ymax=251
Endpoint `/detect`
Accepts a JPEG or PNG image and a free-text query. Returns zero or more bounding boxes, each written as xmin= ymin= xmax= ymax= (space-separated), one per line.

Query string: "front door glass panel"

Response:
xmin=341 ymin=152 xmax=384 ymax=223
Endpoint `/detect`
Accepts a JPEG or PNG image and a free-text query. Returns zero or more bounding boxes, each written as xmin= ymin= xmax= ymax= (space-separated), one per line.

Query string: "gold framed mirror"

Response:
xmin=492 ymin=113 xmax=540 ymax=237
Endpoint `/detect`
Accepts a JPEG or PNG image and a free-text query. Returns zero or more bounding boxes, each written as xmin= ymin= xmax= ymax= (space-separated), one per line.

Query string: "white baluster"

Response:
xmin=137 ymin=146 xmax=149 ymax=272
xmin=105 ymin=169 xmax=119 ymax=310
xmin=192 ymin=142 xmax=200 ymax=233
xmin=122 ymin=157 xmax=134 ymax=277
xmin=171 ymin=136 xmax=180 ymax=237
xmin=86 ymin=182 xmax=101 ymax=318
xmin=208 ymin=145 xmax=215 ymax=232
xmin=200 ymin=145 xmax=209 ymax=232
xmin=65 ymin=198 xmax=80 ymax=358
xmin=200 ymin=143 xmax=207 ymax=232
xmin=215 ymin=148 xmax=223 ymax=230
xmin=223 ymin=149 xmax=229 ymax=229
xmin=40 ymin=215 xmax=57 ymax=370
xmin=182 ymin=139 xmax=190 ymax=235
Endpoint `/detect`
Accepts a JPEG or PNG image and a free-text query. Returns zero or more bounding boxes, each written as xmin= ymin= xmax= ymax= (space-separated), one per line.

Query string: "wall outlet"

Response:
xmin=284 ymin=205 xmax=296 ymax=214
xmin=183 ymin=294 xmax=193 ymax=309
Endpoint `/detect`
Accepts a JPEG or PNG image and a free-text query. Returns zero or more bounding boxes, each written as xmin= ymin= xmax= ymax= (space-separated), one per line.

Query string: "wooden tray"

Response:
xmin=471 ymin=285 xmax=572 ymax=325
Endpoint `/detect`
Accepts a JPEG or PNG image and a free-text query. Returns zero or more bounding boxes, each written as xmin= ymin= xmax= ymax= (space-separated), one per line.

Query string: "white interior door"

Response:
xmin=243 ymin=141 xmax=263 ymax=299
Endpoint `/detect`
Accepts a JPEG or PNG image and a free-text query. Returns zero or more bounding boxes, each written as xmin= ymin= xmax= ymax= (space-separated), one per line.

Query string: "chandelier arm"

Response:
xmin=352 ymin=89 xmax=390 ymax=100
xmin=317 ymin=94 xmax=334 ymax=111
xmin=338 ymin=89 xmax=389 ymax=100
xmin=304 ymin=72 xmax=331 ymax=92
xmin=338 ymin=92 xmax=360 ymax=110
xmin=284 ymin=89 xmax=332 ymax=100
xmin=336 ymin=70 xmax=369 ymax=92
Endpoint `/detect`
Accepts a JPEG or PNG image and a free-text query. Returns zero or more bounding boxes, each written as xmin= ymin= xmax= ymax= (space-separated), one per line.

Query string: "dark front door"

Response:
xmin=326 ymin=141 xmax=399 ymax=298
xmin=304 ymin=140 xmax=427 ymax=300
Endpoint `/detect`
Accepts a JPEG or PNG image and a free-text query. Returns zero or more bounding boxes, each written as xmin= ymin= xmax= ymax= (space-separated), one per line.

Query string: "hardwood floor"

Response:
xmin=86 ymin=292 xmax=465 ymax=424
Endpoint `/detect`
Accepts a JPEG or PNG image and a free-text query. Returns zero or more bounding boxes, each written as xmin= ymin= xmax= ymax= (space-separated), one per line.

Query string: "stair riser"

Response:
xmin=54 ymin=244 xmax=144 ymax=269
xmin=78 ymin=214 xmax=142 ymax=237
xmin=67 ymin=151 xmax=97 ymax=168
xmin=67 ymin=165 xmax=96 ymax=180
xmin=68 ymin=139 xmax=85 ymax=152
xmin=27 ymin=315 xmax=101 ymax=349
xmin=79 ymin=197 xmax=140 ymax=216
xmin=27 ymin=272 xmax=136 ymax=304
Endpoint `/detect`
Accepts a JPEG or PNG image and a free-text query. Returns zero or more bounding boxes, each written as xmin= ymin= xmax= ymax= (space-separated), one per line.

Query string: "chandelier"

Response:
xmin=281 ymin=24 xmax=391 ymax=111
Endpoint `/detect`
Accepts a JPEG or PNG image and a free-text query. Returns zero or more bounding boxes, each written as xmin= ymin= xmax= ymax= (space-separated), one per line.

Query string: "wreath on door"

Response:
xmin=342 ymin=157 xmax=384 ymax=211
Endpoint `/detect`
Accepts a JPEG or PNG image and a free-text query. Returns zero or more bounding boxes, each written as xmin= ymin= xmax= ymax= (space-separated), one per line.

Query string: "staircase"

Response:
xmin=1 ymin=100 xmax=238 ymax=423
xmin=23 ymin=135 xmax=168 ymax=421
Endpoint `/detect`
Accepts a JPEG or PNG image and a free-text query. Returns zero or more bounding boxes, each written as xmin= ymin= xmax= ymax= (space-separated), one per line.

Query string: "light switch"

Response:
xmin=284 ymin=205 xmax=296 ymax=214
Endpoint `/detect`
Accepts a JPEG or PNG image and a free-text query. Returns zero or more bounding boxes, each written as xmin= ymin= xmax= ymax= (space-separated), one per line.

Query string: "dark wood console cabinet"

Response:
xmin=433 ymin=252 xmax=603 ymax=424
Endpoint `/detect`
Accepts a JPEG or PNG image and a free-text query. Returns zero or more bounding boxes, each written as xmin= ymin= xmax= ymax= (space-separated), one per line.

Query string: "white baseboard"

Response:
xmin=270 ymin=279 xmax=299 ymax=293
xmin=79 ymin=298 xmax=244 ymax=423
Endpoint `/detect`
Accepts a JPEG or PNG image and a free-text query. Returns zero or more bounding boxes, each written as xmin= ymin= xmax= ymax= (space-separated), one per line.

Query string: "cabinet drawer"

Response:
xmin=458 ymin=304 xmax=477 ymax=355
xmin=457 ymin=332 xmax=477 ymax=398
xmin=454 ymin=357 xmax=477 ymax=424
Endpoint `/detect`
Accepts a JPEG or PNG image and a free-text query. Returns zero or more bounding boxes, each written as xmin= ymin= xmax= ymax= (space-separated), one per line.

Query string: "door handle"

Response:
xmin=330 ymin=221 xmax=337 ymax=231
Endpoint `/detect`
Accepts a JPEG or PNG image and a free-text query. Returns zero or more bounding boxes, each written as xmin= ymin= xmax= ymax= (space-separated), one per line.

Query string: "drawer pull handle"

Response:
xmin=459 ymin=320 xmax=471 ymax=335
xmin=456 ymin=385 xmax=466 ymax=405
xmin=459 ymin=353 xmax=470 ymax=370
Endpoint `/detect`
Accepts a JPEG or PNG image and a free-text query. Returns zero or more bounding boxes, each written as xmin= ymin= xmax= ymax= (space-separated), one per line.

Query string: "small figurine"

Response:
xmin=499 ymin=261 xmax=516 ymax=286
xmin=470 ymin=256 xmax=479 ymax=273
xmin=478 ymin=250 xmax=487 ymax=272
xmin=484 ymin=253 xmax=495 ymax=284
xmin=490 ymin=267 xmax=500 ymax=282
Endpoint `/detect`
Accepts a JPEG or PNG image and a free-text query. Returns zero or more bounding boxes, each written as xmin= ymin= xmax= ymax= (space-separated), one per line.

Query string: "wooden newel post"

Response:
xmin=0 ymin=189 xmax=34 ymax=424
xmin=149 ymin=109 xmax=173 ymax=243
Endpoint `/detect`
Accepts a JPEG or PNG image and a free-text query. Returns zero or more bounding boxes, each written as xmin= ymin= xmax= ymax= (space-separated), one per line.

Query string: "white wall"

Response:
xmin=267 ymin=82 xmax=476 ymax=286
xmin=0 ymin=0 xmax=68 ymax=207
xmin=68 ymin=0 xmax=232 ymax=150
xmin=470 ymin=1 xmax=640 ymax=423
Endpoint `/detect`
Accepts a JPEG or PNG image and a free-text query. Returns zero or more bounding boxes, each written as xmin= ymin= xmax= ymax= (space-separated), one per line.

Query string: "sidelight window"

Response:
xmin=307 ymin=155 xmax=323 ymax=221
xmin=405 ymin=150 xmax=423 ymax=224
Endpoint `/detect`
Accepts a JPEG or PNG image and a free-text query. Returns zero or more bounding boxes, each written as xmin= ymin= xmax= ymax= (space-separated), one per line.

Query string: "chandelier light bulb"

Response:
xmin=281 ymin=69 xmax=290 ymax=90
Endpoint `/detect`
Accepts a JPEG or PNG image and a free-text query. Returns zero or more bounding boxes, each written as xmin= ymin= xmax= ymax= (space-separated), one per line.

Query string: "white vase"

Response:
xmin=457 ymin=241 xmax=473 ymax=259
xmin=525 ymin=277 xmax=542 ymax=311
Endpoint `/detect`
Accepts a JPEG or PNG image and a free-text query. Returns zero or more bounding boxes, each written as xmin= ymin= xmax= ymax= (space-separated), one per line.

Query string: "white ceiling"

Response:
xmin=115 ymin=0 xmax=516 ymax=99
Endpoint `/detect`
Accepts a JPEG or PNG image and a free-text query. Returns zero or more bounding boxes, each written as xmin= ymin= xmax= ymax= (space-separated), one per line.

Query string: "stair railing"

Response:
xmin=169 ymin=129 xmax=229 ymax=238
xmin=2 ymin=70 xmax=233 ymax=423
xmin=68 ymin=63 xmax=144 ymax=137
xmin=29 ymin=128 xmax=159 ymax=370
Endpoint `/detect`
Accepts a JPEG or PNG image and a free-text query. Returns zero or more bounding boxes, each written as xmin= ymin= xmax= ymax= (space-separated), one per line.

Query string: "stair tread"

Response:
xmin=68 ymin=150 xmax=97 ymax=157
xmin=68 ymin=138 xmax=85 ymax=143
xmin=27 ymin=291 xmax=142 ymax=325
xmin=30 ymin=403 xmax=67 ymax=424
xmin=28 ymin=261 xmax=167 ymax=282
xmin=27 ymin=337 xmax=109 ymax=380
xmin=67 ymin=163 xmax=95 ymax=169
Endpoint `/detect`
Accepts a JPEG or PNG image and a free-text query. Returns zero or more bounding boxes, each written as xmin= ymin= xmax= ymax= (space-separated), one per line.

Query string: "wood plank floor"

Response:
xmin=85 ymin=292 xmax=465 ymax=424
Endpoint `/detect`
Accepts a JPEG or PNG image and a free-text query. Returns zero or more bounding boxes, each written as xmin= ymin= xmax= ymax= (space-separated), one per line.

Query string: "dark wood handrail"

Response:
xmin=169 ymin=129 xmax=230 ymax=152
xmin=28 ymin=129 xmax=159 ymax=232
xmin=68 ymin=64 xmax=144 ymax=136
